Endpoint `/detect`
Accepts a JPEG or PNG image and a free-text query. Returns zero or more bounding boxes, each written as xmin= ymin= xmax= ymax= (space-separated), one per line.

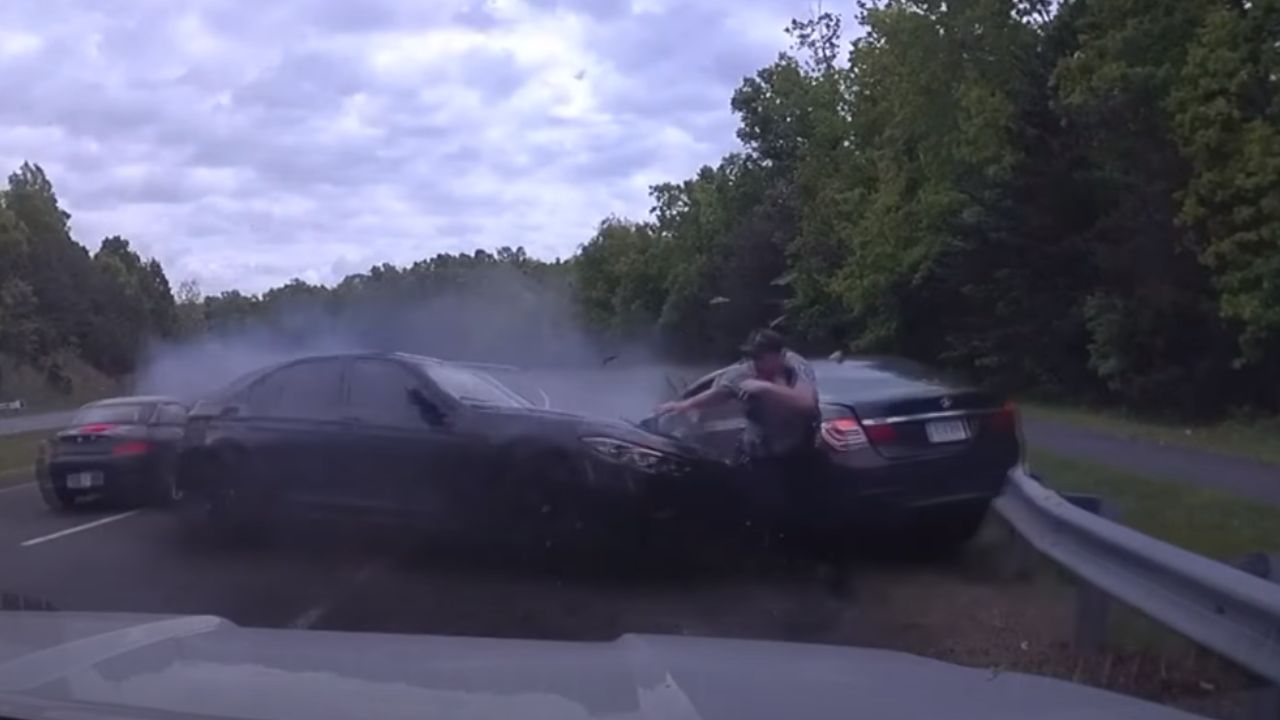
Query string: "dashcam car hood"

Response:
xmin=0 ymin=611 xmax=1198 ymax=720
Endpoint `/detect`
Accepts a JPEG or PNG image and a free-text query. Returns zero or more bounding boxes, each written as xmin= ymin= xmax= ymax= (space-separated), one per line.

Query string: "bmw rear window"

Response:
xmin=71 ymin=404 xmax=152 ymax=425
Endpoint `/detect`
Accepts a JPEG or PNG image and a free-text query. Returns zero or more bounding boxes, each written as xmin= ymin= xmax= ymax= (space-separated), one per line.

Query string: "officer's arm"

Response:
xmin=753 ymin=359 xmax=819 ymax=412
xmin=670 ymin=385 xmax=731 ymax=413
xmin=755 ymin=378 xmax=818 ymax=412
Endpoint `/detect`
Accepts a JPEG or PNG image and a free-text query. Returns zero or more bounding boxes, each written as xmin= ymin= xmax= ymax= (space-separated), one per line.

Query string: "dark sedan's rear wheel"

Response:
xmin=149 ymin=457 xmax=183 ymax=508
xmin=183 ymin=448 xmax=272 ymax=546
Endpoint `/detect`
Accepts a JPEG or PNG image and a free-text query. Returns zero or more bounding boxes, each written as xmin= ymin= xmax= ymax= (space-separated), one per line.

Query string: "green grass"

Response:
xmin=1021 ymin=402 xmax=1280 ymax=468
xmin=0 ymin=430 xmax=46 ymax=481
xmin=1027 ymin=448 xmax=1280 ymax=559
xmin=0 ymin=354 xmax=123 ymax=413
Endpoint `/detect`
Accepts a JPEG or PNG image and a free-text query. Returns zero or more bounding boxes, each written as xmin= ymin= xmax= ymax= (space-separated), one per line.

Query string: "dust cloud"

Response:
xmin=132 ymin=266 xmax=712 ymax=422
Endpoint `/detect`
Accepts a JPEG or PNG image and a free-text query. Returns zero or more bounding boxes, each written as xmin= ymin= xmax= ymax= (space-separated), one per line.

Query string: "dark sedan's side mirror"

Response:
xmin=408 ymin=387 xmax=447 ymax=426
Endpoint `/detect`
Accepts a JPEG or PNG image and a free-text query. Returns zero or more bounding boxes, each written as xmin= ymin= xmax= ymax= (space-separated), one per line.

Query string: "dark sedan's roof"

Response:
xmin=82 ymin=395 xmax=186 ymax=408
xmin=686 ymin=355 xmax=969 ymax=396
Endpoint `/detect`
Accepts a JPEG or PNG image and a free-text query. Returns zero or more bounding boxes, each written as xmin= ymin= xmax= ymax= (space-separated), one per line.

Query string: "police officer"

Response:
xmin=657 ymin=330 xmax=844 ymax=588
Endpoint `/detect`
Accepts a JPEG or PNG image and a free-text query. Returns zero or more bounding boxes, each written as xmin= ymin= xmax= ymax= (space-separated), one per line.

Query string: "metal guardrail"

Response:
xmin=993 ymin=467 xmax=1280 ymax=684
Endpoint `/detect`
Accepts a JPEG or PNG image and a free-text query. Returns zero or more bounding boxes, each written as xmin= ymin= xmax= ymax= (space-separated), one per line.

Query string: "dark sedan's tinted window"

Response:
xmin=347 ymin=359 xmax=422 ymax=426
xmin=72 ymin=404 xmax=152 ymax=425
xmin=248 ymin=360 xmax=343 ymax=419
xmin=414 ymin=362 xmax=530 ymax=408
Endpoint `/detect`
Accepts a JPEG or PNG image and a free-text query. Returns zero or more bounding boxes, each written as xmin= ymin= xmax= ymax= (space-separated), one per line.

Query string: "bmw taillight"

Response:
xmin=112 ymin=440 xmax=151 ymax=457
xmin=988 ymin=402 xmax=1018 ymax=433
xmin=818 ymin=417 xmax=869 ymax=452
xmin=863 ymin=423 xmax=897 ymax=445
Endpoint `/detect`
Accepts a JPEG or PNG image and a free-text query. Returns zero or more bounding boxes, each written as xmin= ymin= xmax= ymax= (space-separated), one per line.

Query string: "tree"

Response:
xmin=1171 ymin=1 xmax=1280 ymax=369
xmin=173 ymin=279 xmax=206 ymax=338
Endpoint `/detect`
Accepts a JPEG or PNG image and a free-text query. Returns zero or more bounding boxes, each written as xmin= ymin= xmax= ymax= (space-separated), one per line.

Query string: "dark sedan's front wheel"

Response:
xmin=496 ymin=449 xmax=619 ymax=561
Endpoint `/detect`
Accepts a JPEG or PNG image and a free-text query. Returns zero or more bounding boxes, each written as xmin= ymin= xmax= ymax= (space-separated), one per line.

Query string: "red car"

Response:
xmin=37 ymin=396 xmax=190 ymax=510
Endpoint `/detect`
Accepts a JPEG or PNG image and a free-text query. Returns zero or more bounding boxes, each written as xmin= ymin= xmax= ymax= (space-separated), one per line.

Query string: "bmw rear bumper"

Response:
xmin=811 ymin=454 xmax=1012 ymax=526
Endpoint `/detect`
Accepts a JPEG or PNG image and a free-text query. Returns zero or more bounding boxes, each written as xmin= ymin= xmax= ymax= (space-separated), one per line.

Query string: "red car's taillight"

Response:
xmin=112 ymin=441 xmax=151 ymax=457
xmin=819 ymin=417 xmax=869 ymax=452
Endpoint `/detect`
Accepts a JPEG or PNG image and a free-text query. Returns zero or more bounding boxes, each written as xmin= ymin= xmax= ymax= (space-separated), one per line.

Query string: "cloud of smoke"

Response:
xmin=132 ymin=266 xmax=712 ymax=421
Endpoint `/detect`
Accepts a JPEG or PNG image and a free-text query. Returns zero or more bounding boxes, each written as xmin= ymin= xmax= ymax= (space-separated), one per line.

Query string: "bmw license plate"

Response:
xmin=925 ymin=419 xmax=969 ymax=444
xmin=65 ymin=471 xmax=103 ymax=489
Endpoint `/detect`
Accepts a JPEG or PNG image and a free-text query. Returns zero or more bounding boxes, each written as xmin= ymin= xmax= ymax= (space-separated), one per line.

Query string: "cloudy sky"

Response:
xmin=0 ymin=0 xmax=811 ymax=293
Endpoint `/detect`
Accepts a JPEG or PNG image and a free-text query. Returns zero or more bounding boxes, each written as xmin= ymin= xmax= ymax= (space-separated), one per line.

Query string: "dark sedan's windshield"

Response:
xmin=419 ymin=363 xmax=531 ymax=409
xmin=71 ymin=404 xmax=151 ymax=425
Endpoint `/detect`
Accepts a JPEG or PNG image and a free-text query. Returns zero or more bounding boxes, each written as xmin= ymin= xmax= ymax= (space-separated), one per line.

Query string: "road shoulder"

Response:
xmin=1022 ymin=417 xmax=1280 ymax=507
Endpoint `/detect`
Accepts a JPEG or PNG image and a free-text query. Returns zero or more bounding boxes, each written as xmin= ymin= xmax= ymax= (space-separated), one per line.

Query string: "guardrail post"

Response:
xmin=999 ymin=519 xmax=1036 ymax=580
xmin=1061 ymin=493 xmax=1114 ymax=653
xmin=1237 ymin=553 xmax=1280 ymax=720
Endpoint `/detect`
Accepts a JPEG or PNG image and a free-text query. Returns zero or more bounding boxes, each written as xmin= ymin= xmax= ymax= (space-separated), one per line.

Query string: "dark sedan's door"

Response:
xmin=241 ymin=359 xmax=347 ymax=509
xmin=339 ymin=358 xmax=471 ymax=523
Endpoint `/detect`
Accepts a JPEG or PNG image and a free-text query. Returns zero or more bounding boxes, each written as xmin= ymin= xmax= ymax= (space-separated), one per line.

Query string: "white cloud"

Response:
xmin=0 ymin=0 xmax=803 ymax=293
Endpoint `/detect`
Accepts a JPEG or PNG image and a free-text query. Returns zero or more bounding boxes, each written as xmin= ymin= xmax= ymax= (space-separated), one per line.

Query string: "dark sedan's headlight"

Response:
xmin=580 ymin=436 xmax=690 ymax=475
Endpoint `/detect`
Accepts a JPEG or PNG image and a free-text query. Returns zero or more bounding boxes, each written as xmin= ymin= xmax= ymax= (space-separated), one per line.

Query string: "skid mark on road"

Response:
xmin=19 ymin=510 xmax=141 ymax=547
xmin=0 ymin=482 xmax=33 ymax=495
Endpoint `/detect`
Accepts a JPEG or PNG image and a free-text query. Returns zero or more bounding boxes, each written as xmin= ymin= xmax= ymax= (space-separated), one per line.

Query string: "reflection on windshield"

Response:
xmin=418 ymin=363 xmax=531 ymax=409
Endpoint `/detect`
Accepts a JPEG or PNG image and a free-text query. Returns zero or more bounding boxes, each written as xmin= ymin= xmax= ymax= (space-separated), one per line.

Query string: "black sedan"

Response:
xmin=36 ymin=396 xmax=191 ymax=510
xmin=643 ymin=356 xmax=1022 ymax=552
xmin=176 ymin=352 xmax=725 ymax=547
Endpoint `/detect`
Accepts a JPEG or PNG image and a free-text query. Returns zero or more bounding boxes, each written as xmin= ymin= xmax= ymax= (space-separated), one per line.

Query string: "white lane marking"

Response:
xmin=287 ymin=561 xmax=383 ymax=630
xmin=536 ymin=387 xmax=552 ymax=409
xmin=19 ymin=510 xmax=141 ymax=547
xmin=0 ymin=482 xmax=33 ymax=495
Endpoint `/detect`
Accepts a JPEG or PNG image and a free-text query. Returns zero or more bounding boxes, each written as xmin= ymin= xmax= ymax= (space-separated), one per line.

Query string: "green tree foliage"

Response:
xmin=574 ymin=0 xmax=1280 ymax=416
xmin=0 ymin=164 xmax=178 ymax=387
xmin=1170 ymin=0 xmax=1280 ymax=366
xmin=5 ymin=0 xmax=1278 ymax=416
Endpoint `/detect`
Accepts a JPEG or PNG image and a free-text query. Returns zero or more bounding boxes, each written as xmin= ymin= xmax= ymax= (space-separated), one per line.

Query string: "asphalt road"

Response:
xmin=0 ymin=470 xmax=884 ymax=645
xmin=0 ymin=461 xmax=1241 ymax=712
xmin=1022 ymin=417 xmax=1280 ymax=507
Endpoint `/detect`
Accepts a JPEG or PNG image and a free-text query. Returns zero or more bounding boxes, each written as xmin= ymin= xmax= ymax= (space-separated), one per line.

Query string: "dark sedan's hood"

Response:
xmin=472 ymin=405 xmax=704 ymax=458
xmin=0 ymin=611 xmax=1195 ymax=720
